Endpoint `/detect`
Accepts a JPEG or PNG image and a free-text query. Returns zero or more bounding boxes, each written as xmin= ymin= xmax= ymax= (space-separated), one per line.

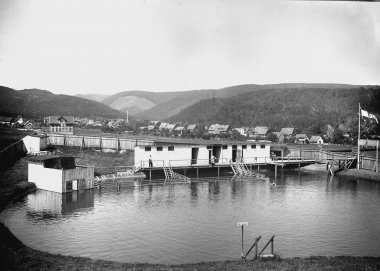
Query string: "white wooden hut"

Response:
xmin=22 ymin=134 xmax=49 ymax=154
xmin=134 ymin=140 xmax=271 ymax=168
xmin=28 ymin=155 xmax=94 ymax=193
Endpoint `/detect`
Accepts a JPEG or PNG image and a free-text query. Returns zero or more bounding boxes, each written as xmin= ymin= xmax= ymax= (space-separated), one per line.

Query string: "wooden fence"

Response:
xmin=47 ymin=134 xmax=154 ymax=150
xmin=360 ymin=156 xmax=379 ymax=172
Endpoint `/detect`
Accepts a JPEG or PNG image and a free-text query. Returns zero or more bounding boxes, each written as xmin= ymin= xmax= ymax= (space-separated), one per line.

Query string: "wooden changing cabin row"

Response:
xmin=134 ymin=140 xmax=276 ymax=168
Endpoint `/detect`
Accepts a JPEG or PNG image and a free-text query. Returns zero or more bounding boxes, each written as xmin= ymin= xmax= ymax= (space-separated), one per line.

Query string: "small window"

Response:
xmin=222 ymin=145 xmax=228 ymax=150
xmin=232 ymin=145 xmax=237 ymax=150
xmin=251 ymin=145 xmax=256 ymax=149
xmin=242 ymin=145 xmax=247 ymax=149
xmin=207 ymin=145 xmax=212 ymax=150
xmin=157 ymin=146 xmax=163 ymax=151
xmin=168 ymin=146 xmax=174 ymax=151
xmin=260 ymin=145 xmax=265 ymax=149
xmin=145 ymin=146 xmax=151 ymax=151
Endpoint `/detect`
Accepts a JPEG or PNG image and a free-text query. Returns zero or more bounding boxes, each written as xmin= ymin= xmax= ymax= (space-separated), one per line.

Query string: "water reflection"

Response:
xmin=26 ymin=189 xmax=94 ymax=223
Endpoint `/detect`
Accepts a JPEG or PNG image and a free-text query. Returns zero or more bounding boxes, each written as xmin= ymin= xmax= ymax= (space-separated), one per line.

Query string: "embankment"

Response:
xmin=300 ymin=163 xmax=380 ymax=181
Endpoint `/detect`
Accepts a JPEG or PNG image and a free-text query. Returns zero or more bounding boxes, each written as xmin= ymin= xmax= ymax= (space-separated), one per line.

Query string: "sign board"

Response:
xmin=237 ymin=222 xmax=248 ymax=226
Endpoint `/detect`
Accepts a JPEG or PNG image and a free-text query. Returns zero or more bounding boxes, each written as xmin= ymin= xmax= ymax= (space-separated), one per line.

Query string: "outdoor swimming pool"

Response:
xmin=1 ymin=171 xmax=380 ymax=264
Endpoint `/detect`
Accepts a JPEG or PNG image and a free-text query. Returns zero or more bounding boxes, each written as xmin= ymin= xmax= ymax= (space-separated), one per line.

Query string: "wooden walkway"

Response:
xmin=138 ymin=157 xmax=317 ymax=180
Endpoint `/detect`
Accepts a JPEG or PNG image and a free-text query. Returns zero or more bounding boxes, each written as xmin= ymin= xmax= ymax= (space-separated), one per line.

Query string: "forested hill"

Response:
xmin=167 ymin=87 xmax=380 ymax=133
xmin=135 ymin=83 xmax=364 ymax=119
xmin=0 ymin=86 xmax=128 ymax=119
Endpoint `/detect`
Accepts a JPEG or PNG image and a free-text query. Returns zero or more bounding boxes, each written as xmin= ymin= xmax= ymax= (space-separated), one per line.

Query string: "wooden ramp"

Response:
xmin=230 ymin=162 xmax=264 ymax=179
xmin=163 ymin=166 xmax=191 ymax=183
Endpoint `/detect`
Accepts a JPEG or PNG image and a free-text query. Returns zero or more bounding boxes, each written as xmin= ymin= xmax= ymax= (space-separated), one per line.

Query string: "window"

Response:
xmin=232 ymin=145 xmax=237 ymax=150
xmin=260 ymin=145 xmax=265 ymax=149
xmin=222 ymin=145 xmax=228 ymax=150
xmin=242 ymin=145 xmax=247 ymax=149
xmin=168 ymin=146 xmax=174 ymax=151
xmin=207 ymin=145 xmax=212 ymax=149
xmin=145 ymin=146 xmax=151 ymax=151
xmin=157 ymin=146 xmax=163 ymax=151
xmin=251 ymin=145 xmax=256 ymax=149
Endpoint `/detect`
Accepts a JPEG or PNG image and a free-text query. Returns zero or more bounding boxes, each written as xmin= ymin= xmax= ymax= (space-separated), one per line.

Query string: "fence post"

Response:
xmin=376 ymin=140 xmax=379 ymax=172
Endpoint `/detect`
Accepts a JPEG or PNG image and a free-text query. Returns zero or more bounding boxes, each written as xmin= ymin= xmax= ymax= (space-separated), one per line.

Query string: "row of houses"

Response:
xmin=143 ymin=122 xmax=325 ymax=144
xmin=0 ymin=115 xmax=38 ymax=129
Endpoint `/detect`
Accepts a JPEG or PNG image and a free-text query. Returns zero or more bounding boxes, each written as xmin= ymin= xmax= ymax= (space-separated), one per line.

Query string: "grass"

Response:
xmin=1 ymin=147 xmax=380 ymax=270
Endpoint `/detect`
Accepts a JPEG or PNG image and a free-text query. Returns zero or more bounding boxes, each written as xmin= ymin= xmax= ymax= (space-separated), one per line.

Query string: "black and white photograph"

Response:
xmin=1 ymin=0 xmax=380 ymax=270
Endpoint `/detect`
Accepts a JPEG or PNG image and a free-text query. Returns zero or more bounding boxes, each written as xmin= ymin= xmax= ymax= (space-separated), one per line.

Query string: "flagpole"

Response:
xmin=357 ymin=103 xmax=361 ymax=169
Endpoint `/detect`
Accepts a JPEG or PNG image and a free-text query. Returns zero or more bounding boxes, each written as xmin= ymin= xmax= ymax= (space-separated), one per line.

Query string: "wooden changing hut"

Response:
xmin=28 ymin=155 xmax=94 ymax=193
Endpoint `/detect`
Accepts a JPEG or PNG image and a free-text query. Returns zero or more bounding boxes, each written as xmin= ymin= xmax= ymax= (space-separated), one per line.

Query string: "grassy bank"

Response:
xmin=1 ymin=150 xmax=380 ymax=270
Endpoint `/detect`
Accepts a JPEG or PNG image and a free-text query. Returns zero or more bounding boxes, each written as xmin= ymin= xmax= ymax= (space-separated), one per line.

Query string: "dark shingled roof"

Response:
xmin=27 ymin=155 xmax=74 ymax=162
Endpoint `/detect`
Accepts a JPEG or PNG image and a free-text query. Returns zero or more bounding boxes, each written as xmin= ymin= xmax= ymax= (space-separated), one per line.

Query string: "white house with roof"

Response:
xmin=159 ymin=122 xmax=168 ymax=130
xmin=187 ymin=124 xmax=200 ymax=133
xmin=134 ymin=140 xmax=271 ymax=168
xmin=254 ymin=127 xmax=269 ymax=137
xmin=309 ymin=136 xmax=324 ymax=144
xmin=47 ymin=116 xmax=74 ymax=134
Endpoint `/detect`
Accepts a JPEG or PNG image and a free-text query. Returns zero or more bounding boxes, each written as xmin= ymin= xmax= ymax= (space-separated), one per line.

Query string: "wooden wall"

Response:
xmin=48 ymin=134 xmax=154 ymax=150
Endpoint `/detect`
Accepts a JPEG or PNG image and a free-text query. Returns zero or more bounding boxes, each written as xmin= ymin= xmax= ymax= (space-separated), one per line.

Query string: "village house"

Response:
xmin=235 ymin=127 xmax=253 ymax=137
xmin=277 ymin=127 xmax=294 ymax=143
xmin=12 ymin=116 xmax=24 ymax=127
xmin=159 ymin=122 xmax=168 ymax=130
xmin=254 ymin=126 xmax=269 ymax=138
xmin=174 ymin=126 xmax=185 ymax=133
xmin=46 ymin=116 xmax=74 ymax=134
xmin=295 ymin=134 xmax=309 ymax=144
xmin=166 ymin=124 xmax=177 ymax=132
xmin=208 ymin=124 xmax=219 ymax=134
xmin=309 ymin=135 xmax=324 ymax=144
xmin=208 ymin=124 xmax=231 ymax=135
xmin=187 ymin=124 xmax=200 ymax=133
xmin=0 ymin=116 xmax=13 ymax=127
xmin=28 ymin=155 xmax=94 ymax=193
xmin=21 ymin=120 xmax=35 ymax=130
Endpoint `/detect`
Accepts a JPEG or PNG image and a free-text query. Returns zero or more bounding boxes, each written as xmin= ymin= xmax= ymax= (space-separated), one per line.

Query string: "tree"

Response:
xmin=266 ymin=132 xmax=278 ymax=143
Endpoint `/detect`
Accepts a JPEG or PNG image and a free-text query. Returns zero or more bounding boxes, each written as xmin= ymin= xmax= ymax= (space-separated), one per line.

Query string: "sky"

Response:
xmin=0 ymin=0 xmax=380 ymax=95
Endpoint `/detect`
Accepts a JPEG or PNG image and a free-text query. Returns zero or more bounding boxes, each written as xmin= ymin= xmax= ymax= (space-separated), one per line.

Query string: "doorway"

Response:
xmin=191 ymin=148 xmax=199 ymax=165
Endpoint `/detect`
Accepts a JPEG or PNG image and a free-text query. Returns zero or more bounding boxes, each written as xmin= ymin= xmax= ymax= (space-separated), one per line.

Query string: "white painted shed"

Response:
xmin=22 ymin=134 xmax=49 ymax=154
xmin=28 ymin=155 xmax=94 ymax=193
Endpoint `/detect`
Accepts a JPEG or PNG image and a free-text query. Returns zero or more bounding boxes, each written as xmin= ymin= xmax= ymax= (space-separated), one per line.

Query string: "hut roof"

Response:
xmin=48 ymin=116 xmax=74 ymax=124
xmin=281 ymin=128 xmax=294 ymax=135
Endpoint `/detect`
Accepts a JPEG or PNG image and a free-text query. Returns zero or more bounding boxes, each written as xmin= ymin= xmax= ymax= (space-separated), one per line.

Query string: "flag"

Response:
xmin=361 ymin=108 xmax=378 ymax=123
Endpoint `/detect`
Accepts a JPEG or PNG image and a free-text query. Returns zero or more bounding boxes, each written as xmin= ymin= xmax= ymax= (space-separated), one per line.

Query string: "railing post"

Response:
xmin=255 ymin=238 xmax=258 ymax=259
xmin=271 ymin=238 xmax=274 ymax=255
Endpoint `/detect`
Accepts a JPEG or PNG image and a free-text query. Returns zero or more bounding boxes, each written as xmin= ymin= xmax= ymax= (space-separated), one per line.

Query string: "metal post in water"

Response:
xmin=237 ymin=222 xmax=248 ymax=262
xmin=271 ymin=238 xmax=274 ymax=255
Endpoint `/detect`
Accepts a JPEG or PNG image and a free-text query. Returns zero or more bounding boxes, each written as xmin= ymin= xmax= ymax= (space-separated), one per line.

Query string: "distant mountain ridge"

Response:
xmin=75 ymin=94 xmax=109 ymax=102
xmin=0 ymin=86 xmax=127 ymax=119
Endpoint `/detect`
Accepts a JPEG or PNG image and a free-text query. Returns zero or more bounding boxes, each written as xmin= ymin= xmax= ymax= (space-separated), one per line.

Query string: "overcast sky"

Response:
xmin=0 ymin=0 xmax=379 ymax=95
